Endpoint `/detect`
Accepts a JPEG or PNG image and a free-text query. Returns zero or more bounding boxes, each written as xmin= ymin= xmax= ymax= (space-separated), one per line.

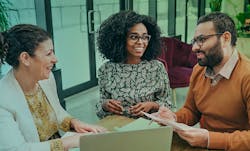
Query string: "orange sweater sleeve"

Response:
xmin=175 ymin=73 xmax=201 ymax=126
xmin=209 ymin=130 xmax=250 ymax=150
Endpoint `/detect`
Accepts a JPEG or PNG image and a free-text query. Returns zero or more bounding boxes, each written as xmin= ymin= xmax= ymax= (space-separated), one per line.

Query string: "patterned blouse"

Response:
xmin=96 ymin=60 xmax=172 ymax=118
xmin=25 ymin=85 xmax=72 ymax=151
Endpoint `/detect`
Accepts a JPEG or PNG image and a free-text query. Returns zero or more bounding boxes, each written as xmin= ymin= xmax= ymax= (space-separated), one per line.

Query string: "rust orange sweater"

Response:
xmin=176 ymin=53 xmax=250 ymax=150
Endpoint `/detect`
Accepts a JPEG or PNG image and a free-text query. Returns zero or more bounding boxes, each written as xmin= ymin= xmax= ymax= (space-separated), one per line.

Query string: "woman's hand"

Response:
xmin=103 ymin=99 xmax=123 ymax=115
xmin=61 ymin=133 xmax=83 ymax=150
xmin=71 ymin=119 xmax=107 ymax=133
xmin=129 ymin=102 xmax=159 ymax=116
xmin=61 ymin=132 xmax=93 ymax=150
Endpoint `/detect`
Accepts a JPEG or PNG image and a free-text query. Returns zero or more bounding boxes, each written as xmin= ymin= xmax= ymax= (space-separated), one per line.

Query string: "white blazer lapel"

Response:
xmin=7 ymin=70 xmax=40 ymax=141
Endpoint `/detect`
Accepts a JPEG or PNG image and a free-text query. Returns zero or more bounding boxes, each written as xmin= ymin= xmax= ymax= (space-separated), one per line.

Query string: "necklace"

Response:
xmin=24 ymin=83 xmax=40 ymax=96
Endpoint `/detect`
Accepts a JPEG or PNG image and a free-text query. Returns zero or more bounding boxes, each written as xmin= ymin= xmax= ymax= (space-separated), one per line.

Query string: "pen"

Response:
xmin=148 ymin=104 xmax=165 ymax=125
xmin=148 ymin=119 xmax=153 ymax=125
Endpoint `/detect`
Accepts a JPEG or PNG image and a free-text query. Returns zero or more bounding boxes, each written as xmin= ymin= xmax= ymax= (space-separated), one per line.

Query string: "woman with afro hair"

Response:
xmin=96 ymin=11 xmax=172 ymax=119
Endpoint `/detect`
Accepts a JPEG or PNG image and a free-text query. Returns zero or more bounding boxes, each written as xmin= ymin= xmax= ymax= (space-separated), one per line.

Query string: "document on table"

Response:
xmin=141 ymin=111 xmax=193 ymax=131
xmin=114 ymin=117 xmax=160 ymax=132
xmin=62 ymin=132 xmax=94 ymax=138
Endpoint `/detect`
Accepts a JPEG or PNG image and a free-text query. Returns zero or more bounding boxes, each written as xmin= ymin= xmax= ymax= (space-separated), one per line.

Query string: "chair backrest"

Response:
xmin=159 ymin=37 xmax=196 ymax=69
xmin=158 ymin=36 xmax=197 ymax=88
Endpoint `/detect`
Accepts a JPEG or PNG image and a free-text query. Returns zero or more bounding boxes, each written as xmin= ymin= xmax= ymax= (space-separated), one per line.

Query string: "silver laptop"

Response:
xmin=80 ymin=127 xmax=173 ymax=151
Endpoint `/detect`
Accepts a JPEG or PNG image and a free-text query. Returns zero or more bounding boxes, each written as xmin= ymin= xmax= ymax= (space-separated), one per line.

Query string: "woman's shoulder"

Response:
xmin=145 ymin=59 xmax=164 ymax=68
xmin=99 ymin=61 xmax=116 ymax=70
xmin=98 ymin=61 xmax=118 ymax=77
xmin=138 ymin=60 xmax=165 ymax=73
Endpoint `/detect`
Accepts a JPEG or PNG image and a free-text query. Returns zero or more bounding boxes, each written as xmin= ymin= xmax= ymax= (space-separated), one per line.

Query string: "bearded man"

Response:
xmin=155 ymin=12 xmax=250 ymax=151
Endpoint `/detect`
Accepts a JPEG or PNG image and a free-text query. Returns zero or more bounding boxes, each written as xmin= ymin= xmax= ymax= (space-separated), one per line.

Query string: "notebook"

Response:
xmin=80 ymin=118 xmax=173 ymax=151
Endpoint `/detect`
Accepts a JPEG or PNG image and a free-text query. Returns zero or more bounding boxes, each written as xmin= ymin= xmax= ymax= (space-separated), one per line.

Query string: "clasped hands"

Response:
xmin=103 ymin=99 xmax=159 ymax=117
xmin=153 ymin=106 xmax=209 ymax=148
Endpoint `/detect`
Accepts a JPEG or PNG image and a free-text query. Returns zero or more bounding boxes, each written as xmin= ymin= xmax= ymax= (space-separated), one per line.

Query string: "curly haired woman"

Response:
xmin=96 ymin=11 xmax=172 ymax=119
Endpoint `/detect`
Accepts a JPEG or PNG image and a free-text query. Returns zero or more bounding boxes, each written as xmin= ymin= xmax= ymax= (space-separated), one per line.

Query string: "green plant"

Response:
xmin=0 ymin=0 xmax=11 ymax=72
xmin=236 ymin=5 xmax=250 ymax=25
xmin=236 ymin=4 xmax=250 ymax=37
xmin=209 ymin=0 xmax=223 ymax=12
xmin=0 ymin=0 xmax=11 ymax=31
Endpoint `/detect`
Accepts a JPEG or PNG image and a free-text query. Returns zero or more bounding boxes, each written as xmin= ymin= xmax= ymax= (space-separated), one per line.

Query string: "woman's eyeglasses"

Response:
xmin=191 ymin=33 xmax=223 ymax=46
xmin=128 ymin=34 xmax=151 ymax=43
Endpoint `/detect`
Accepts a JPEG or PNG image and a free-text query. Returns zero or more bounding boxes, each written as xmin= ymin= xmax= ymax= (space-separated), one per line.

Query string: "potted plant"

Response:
xmin=236 ymin=4 xmax=250 ymax=37
xmin=0 ymin=0 xmax=11 ymax=31
xmin=209 ymin=0 xmax=223 ymax=12
xmin=0 ymin=0 xmax=11 ymax=76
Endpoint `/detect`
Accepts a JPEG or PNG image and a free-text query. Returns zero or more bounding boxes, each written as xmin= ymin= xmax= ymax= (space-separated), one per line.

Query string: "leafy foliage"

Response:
xmin=0 ymin=0 xmax=12 ymax=31
xmin=236 ymin=4 xmax=250 ymax=25
xmin=236 ymin=4 xmax=250 ymax=37
xmin=209 ymin=0 xmax=223 ymax=12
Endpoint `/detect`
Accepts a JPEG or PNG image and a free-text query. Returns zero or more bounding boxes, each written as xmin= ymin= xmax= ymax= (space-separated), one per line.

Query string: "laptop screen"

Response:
xmin=80 ymin=126 xmax=173 ymax=151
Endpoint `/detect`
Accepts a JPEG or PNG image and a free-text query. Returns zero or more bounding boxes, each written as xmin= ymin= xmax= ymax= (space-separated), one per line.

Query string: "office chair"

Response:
xmin=158 ymin=36 xmax=197 ymax=108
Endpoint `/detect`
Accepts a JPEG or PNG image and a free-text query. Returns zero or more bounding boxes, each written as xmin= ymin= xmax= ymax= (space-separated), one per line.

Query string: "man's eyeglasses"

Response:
xmin=128 ymin=34 xmax=151 ymax=43
xmin=191 ymin=33 xmax=223 ymax=46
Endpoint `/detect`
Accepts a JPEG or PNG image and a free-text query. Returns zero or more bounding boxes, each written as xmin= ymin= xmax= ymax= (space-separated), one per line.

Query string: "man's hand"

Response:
xmin=153 ymin=106 xmax=177 ymax=122
xmin=175 ymin=127 xmax=209 ymax=148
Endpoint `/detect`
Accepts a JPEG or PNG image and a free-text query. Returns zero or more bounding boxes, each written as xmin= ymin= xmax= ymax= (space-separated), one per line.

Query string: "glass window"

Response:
xmin=51 ymin=0 xmax=90 ymax=89
xmin=133 ymin=0 xmax=149 ymax=15
xmin=1 ymin=0 xmax=36 ymax=75
xmin=51 ymin=0 xmax=119 ymax=90
xmin=176 ymin=0 xmax=198 ymax=43
xmin=94 ymin=0 xmax=119 ymax=76
xmin=157 ymin=0 xmax=168 ymax=36
xmin=176 ymin=0 xmax=186 ymax=41
xmin=187 ymin=0 xmax=198 ymax=43
xmin=205 ymin=0 xmax=211 ymax=14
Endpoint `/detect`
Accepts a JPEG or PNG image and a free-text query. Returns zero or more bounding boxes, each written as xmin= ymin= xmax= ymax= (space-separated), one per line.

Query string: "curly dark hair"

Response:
xmin=0 ymin=24 xmax=51 ymax=68
xmin=197 ymin=12 xmax=237 ymax=46
xmin=97 ymin=10 xmax=161 ymax=63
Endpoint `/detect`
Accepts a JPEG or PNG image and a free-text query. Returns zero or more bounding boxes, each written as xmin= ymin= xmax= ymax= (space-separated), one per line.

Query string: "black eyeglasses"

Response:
xmin=128 ymin=34 xmax=151 ymax=43
xmin=191 ymin=33 xmax=223 ymax=46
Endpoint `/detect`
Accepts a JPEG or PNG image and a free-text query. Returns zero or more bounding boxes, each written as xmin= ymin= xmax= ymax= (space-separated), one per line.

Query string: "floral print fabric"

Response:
xmin=25 ymin=85 xmax=72 ymax=151
xmin=96 ymin=60 xmax=172 ymax=118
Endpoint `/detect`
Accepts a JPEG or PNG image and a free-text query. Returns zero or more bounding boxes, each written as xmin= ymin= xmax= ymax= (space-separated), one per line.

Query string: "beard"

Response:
xmin=197 ymin=40 xmax=223 ymax=68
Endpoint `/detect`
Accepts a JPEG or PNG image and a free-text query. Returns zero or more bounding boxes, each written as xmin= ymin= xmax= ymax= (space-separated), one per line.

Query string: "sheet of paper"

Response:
xmin=141 ymin=111 xmax=193 ymax=131
xmin=62 ymin=132 xmax=94 ymax=139
xmin=61 ymin=132 xmax=78 ymax=138
xmin=114 ymin=117 xmax=160 ymax=132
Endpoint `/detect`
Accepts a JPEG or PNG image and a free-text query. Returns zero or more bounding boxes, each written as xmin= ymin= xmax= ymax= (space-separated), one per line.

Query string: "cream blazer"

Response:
xmin=0 ymin=69 xmax=70 ymax=151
